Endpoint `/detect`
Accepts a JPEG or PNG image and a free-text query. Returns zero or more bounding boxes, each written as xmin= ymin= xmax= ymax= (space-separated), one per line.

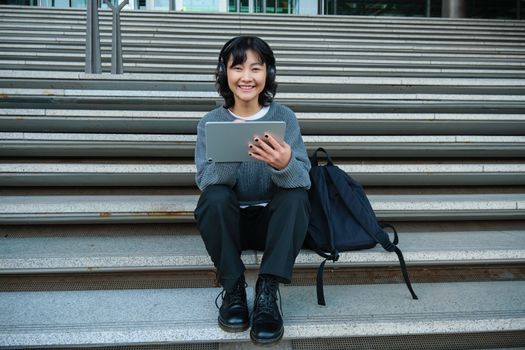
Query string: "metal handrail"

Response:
xmin=104 ymin=0 xmax=129 ymax=74
xmin=85 ymin=0 xmax=101 ymax=73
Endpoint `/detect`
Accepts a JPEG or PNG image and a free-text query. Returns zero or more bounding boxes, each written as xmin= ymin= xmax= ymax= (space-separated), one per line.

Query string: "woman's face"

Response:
xmin=227 ymin=49 xmax=267 ymax=108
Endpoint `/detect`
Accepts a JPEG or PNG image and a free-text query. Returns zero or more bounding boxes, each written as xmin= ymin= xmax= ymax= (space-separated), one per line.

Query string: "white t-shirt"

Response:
xmin=228 ymin=105 xmax=270 ymax=121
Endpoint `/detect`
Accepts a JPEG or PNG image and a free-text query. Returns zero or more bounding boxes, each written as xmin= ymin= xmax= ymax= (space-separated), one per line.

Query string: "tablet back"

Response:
xmin=205 ymin=121 xmax=286 ymax=162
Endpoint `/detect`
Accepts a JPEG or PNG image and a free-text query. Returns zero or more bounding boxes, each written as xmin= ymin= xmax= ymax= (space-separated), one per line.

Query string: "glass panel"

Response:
xmin=276 ymin=0 xmax=289 ymax=13
xmin=182 ymin=0 xmax=218 ymax=11
xmin=266 ymin=0 xmax=275 ymax=12
xmin=154 ymin=0 xmax=169 ymax=9
xmin=0 ymin=0 xmax=32 ymax=4
xmin=296 ymin=0 xmax=318 ymax=15
xmin=252 ymin=0 xmax=261 ymax=12
xmin=228 ymin=0 xmax=236 ymax=11
xmin=240 ymin=0 xmax=249 ymax=12
xmin=323 ymin=0 xmax=428 ymax=17
xmin=467 ymin=0 xmax=518 ymax=19
xmin=71 ymin=0 xmax=86 ymax=7
xmin=53 ymin=0 xmax=69 ymax=7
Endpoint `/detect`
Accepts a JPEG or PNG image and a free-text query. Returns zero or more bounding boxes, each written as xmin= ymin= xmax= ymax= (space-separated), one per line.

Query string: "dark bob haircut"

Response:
xmin=215 ymin=36 xmax=277 ymax=109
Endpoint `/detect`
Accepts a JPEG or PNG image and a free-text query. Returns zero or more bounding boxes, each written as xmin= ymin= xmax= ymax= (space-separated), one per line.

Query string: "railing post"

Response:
xmin=442 ymin=0 xmax=467 ymax=18
xmin=85 ymin=0 xmax=101 ymax=73
xmin=104 ymin=0 xmax=129 ymax=74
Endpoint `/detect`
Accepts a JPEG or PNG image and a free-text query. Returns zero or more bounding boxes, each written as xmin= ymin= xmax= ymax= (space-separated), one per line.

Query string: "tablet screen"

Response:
xmin=205 ymin=121 xmax=286 ymax=162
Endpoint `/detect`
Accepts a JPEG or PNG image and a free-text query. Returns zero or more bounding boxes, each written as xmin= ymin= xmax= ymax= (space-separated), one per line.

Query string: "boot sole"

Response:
xmin=218 ymin=317 xmax=250 ymax=333
xmin=250 ymin=327 xmax=284 ymax=347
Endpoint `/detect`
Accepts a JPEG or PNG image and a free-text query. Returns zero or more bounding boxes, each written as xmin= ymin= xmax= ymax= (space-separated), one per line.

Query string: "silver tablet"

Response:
xmin=205 ymin=121 xmax=286 ymax=162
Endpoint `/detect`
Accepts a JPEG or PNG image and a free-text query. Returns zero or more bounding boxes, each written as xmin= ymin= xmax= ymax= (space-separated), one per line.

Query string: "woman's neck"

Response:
xmin=230 ymin=102 xmax=262 ymax=118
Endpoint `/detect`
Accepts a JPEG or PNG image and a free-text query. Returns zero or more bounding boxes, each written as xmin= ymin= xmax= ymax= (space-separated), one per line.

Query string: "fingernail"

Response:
xmin=249 ymin=153 xmax=252 ymax=156
xmin=264 ymin=134 xmax=269 ymax=138
xmin=254 ymin=138 xmax=259 ymax=142
xmin=249 ymin=145 xmax=253 ymax=148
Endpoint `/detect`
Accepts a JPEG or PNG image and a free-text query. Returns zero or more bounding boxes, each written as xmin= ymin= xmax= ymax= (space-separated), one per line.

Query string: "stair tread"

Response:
xmin=3 ymin=71 xmax=525 ymax=84
xmin=3 ymin=88 xmax=525 ymax=100
xmin=3 ymin=132 xmax=524 ymax=142
xmin=2 ymin=159 xmax=525 ymax=170
xmin=2 ymin=108 xmax=525 ymax=120
xmin=0 ymin=230 xmax=523 ymax=272
xmin=3 ymin=160 xmax=523 ymax=187
xmin=0 ymin=193 xmax=523 ymax=223
xmin=0 ymin=281 xmax=523 ymax=347
xmin=2 ymin=132 xmax=523 ymax=158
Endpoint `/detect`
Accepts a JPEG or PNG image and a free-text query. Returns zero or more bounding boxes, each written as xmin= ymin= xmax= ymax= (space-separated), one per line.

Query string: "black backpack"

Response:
xmin=305 ymin=147 xmax=418 ymax=305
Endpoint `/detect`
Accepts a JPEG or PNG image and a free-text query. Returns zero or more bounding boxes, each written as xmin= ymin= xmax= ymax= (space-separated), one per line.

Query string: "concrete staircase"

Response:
xmin=1 ymin=5 xmax=525 ymax=349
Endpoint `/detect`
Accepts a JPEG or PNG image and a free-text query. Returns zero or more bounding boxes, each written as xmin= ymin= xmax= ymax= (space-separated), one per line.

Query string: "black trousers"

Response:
xmin=194 ymin=185 xmax=311 ymax=292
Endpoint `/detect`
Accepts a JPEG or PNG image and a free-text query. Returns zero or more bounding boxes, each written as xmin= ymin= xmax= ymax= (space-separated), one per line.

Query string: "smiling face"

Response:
xmin=226 ymin=49 xmax=267 ymax=112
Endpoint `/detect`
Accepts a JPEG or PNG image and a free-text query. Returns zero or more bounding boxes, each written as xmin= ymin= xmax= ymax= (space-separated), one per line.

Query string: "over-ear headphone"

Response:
xmin=216 ymin=36 xmax=276 ymax=89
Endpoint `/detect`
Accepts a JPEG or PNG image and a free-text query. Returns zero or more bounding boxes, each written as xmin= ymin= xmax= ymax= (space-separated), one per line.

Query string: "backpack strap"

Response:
xmin=380 ymin=223 xmax=418 ymax=300
xmin=325 ymin=167 xmax=418 ymax=300
xmin=310 ymin=147 xmax=334 ymax=167
xmin=316 ymin=259 xmax=328 ymax=305
xmin=310 ymin=148 xmax=339 ymax=305
xmin=312 ymin=248 xmax=339 ymax=305
xmin=380 ymin=222 xmax=399 ymax=245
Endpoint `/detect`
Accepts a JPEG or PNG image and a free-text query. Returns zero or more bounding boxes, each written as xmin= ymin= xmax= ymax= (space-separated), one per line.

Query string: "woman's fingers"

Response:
xmin=249 ymin=135 xmax=291 ymax=170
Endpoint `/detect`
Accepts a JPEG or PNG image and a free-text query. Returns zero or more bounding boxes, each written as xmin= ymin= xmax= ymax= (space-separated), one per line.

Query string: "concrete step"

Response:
xmin=4 ymin=23 xmax=523 ymax=41
xmin=2 ymin=89 xmax=524 ymax=113
xmin=1 ymin=6 xmax=523 ymax=30
xmin=0 ymin=192 xmax=523 ymax=224
xmin=0 ymin=225 xmax=523 ymax=273
xmin=1 ymin=13 xmax=524 ymax=33
xmin=1 ymin=132 xmax=524 ymax=157
xmin=1 ymin=160 xmax=524 ymax=187
xmin=3 ymin=42 xmax=525 ymax=64
xmin=2 ymin=87 xmax=524 ymax=103
xmin=2 ymin=23 xmax=524 ymax=45
xmin=1 ymin=108 xmax=524 ymax=135
xmin=1 ymin=60 xmax=525 ymax=78
xmin=3 ymin=36 xmax=524 ymax=57
xmin=2 ymin=32 xmax=524 ymax=56
xmin=3 ymin=50 xmax=525 ymax=71
xmin=4 ymin=71 xmax=523 ymax=89
xmin=0 ymin=281 xmax=523 ymax=348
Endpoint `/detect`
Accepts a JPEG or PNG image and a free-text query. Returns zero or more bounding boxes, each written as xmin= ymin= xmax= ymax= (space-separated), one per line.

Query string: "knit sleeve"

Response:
xmin=195 ymin=116 xmax=240 ymax=191
xmin=269 ymin=108 xmax=311 ymax=189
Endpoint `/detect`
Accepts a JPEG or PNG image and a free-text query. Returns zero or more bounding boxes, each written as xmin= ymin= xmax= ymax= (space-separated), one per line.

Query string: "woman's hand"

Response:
xmin=249 ymin=133 xmax=291 ymax=170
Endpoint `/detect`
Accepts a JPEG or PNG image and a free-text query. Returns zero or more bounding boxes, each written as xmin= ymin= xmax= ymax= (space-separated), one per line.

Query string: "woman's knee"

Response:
xmin=271 ymin=188 xmax=310 ymax=210
xmin=195 ymin=185 xmax=238 ymax=219
xmin=201 ymin=185 xmax=236 ymax=204
xmin=279 ymin=187 xmax=308 ymax=202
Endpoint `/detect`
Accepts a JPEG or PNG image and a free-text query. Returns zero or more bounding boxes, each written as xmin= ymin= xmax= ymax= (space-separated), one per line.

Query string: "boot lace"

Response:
xmin=254 ymin=278 xmax=283 ymax=319
xmin=215 ymin=279 xmax=247 ymax=309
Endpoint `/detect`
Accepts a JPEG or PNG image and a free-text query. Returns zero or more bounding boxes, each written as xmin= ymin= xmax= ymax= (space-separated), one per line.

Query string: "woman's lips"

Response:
xmin=238 ymin=85 xmax=255 ymax=91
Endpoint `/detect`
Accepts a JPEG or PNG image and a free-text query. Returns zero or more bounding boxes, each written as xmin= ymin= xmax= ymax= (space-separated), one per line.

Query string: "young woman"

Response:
xmin=194 ymin=36 xmax=311 ymax=346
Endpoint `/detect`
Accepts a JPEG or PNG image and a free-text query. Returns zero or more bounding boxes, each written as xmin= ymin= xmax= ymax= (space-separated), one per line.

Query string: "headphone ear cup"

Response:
xmin=217 ymin=62 xmax=227 ymax=86
xmin=267 ymin=65 xmax=276 ymax=83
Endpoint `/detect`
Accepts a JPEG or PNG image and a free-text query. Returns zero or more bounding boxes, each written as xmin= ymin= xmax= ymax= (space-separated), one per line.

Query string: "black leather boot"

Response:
xmin=250 ymin=274 xmax=284 ymax=346
xmin=216 ymin=275 xmax=249 ymax=332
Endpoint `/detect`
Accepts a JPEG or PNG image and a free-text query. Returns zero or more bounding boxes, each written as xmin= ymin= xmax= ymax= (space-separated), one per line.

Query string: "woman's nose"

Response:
xmin=241 ymin=69 xmax=252 ymax=80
